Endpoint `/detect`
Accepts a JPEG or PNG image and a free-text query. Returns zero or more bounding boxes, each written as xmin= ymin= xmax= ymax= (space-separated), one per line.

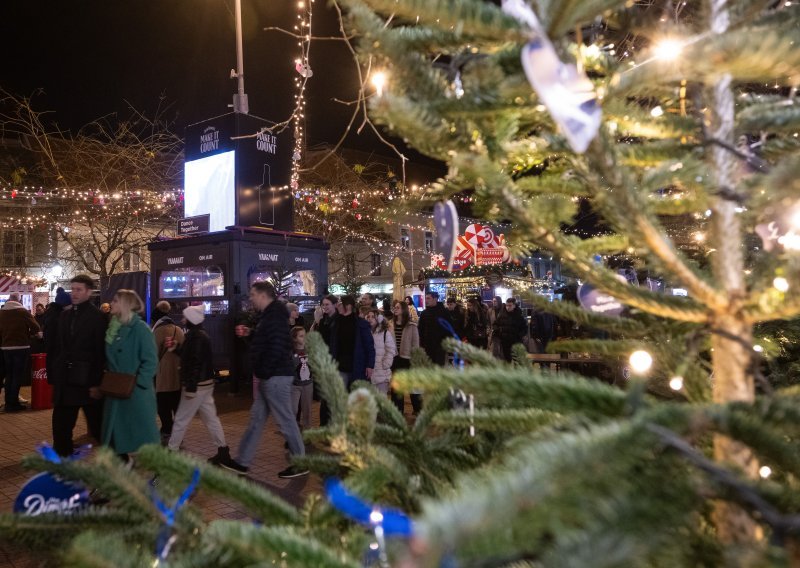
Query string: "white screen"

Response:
xmin=184 ymin=150 xmax=236 ymax=232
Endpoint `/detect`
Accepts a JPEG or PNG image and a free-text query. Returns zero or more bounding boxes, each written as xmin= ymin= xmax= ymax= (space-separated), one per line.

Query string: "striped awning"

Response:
xmin=0 ymin=276 xmax=36 ymax=293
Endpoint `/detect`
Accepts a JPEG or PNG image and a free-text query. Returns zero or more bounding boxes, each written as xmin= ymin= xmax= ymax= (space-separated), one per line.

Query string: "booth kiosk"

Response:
xmin=149 ymin=110 xmax=328 ymax=389
xmin=148 ymin=228 xmax=328 ymax=388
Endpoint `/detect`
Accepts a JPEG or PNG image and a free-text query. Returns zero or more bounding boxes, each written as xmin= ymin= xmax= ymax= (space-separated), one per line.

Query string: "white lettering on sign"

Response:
xmin=259 ymin=253 xmax=279 ymax=261
xmin=200 ymin=127 xmax=220 ymax=154
xmin=23 ymin=493 xmax=83 ymax=516
xmin=294 ymin=257 xmax=309 ymax=264
xmin=167 ymin=257 xmax=184 ymax=265
xmin=199 ymin=254 xmax=213 ymax=261
xmin=256 ymin=131 xmax=277 ymax=154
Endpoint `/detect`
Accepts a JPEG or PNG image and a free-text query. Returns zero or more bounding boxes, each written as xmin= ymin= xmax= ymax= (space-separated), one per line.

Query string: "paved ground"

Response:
xmin=0 ymin=383 xmax=323 ymax=567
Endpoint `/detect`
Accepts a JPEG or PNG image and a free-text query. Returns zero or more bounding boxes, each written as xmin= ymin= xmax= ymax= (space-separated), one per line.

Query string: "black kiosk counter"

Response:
xmin=148 ymin=227 xmax=329 ymax=389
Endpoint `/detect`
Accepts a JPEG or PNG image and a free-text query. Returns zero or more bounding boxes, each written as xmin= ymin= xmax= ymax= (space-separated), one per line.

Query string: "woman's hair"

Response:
xmin=290 ymin=326 xmax=305 ymax=341
xmin=358 ymin=305 xmax=371 ymax=318
xmin=393 ymin=299 xmax=410 ymax=326
xmin=114 ymin=289 xmax=144 ymax=324
xmin=404 ymin=296 xmax=414 ymax=305
xmin=369 ymin=308 xmax=390 ymax=332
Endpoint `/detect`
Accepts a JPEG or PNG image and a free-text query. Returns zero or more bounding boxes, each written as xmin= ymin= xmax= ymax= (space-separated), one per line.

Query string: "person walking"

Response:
xmin=151 ymin=300 xmax=184 ymax=443
xmin=290 ymin=326 xmax=313 ymax=430
xmin=488 ymin=296 xmax=504 ymax=358
xmin=493 ymin=298 xmax=528 ymax=362
xmin=223 ymin=282 xmax=308 ymax=479
xmin=464 ymin=296 xmax=490 ymax=349
xmin=417 ymin=291 xmax=449 ymax=366
xmin=364 ymin=307 xmax=396 ymax=395
xmin=167 ymin=305 xmax=234 ymax=467
xmin=102 ymin=289 xmax=160 ymax=461
xmin=390 ymin=300 xmax=421 ymax=414
xmin=331 ymin=295 xmax=375 ymax=388
xmin=48 ymin=275 xmax=107 ymax=456
xmin=311 ymin=294 xmax=338 ymax=426
xmin=445 ymin=297 xmax=466 ymax=339
xmin=0 ymin=292 xmax=41 ymax=412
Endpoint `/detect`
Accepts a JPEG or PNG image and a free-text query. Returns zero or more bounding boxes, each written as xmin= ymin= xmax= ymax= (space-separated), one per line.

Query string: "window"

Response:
xmin=400 ymin=228 xmax=410 ymax=251
xmin=122 ymin=247 xmax=141 ymax=272
xmin=345 ymin=253 xmax=356 ymax=277
xmin=159 ymin=265 xmax=225 ymax=298
xmin=0 ymin=230 xmax=26 ymax=267
xmin=370 ymin=253 xmax=381 ymax=276
xmin=424 ymin=231 xmax=434 ymax=253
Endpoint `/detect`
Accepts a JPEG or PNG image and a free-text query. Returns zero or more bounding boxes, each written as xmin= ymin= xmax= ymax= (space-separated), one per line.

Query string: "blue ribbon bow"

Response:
xmin=324 ymin=478 xmax=413 ymax=537
xmin=153 ymin=468 xmax=201 ymax=561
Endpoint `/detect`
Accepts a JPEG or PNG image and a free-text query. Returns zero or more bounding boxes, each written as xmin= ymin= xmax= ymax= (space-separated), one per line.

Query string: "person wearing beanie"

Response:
xmin=54 ymin=287 xmax=72 ymax=308
xmin=150 ymin=300 xmax=184 ymax=442
xmin=167 ymin=305 xmax=234 ymax=468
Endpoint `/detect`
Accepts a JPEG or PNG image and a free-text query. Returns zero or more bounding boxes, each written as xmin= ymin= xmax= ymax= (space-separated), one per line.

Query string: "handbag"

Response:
xmin=100 ymin=371 xmax=137 ymax=399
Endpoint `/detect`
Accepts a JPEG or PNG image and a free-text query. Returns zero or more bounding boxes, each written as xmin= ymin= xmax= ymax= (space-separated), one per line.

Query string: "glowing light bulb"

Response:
xmin=759 ymin=466 xmax=772 ymax=479
xmin=669 ymin=376 xmax=684 ymax=391
xmin=653 ymin=39 xmax=683 ymax=61
xmin=753 ymin=344 xmax=764 ymax=353
xmin=369 ymin=509 xmax=384 ymax=524
xmin=693 ymin=232 xmax=705 ymax=243
xmin=371 ymin=71 xmax=388 ymax=96
xmin=650 ymin=106 xmax=664 ymax=117
xmin=774 ymin=277 xmax=790 ymax=292
xmin=629 ymin=350 xmax=653 ymax=374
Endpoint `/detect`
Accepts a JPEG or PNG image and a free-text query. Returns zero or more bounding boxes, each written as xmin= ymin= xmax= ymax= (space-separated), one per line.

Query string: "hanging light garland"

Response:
xmin=290 ymin=0 xmax=314 ymax=191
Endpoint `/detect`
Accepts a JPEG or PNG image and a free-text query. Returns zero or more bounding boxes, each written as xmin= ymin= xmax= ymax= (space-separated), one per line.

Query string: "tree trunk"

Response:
xmin=707 ymin=0 xmax=758 ymax=545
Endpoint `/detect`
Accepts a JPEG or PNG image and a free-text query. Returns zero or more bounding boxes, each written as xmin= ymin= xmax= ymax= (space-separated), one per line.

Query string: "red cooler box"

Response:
xmin=31 ymin=353 xmax=53 ymax=410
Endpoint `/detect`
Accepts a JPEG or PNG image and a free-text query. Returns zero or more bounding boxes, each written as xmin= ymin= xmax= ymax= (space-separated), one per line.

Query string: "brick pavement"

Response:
xmin=0 ymin=384 xmax=323 ymax=567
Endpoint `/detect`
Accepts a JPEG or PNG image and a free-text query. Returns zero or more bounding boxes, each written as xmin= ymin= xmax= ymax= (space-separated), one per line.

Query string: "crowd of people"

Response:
xmin=0 ymin=277 xmax=547 ymax=479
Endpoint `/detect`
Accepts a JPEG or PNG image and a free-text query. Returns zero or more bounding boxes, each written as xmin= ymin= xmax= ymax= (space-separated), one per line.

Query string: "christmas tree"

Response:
xmin=5 ymin=0 xmax=800 ymax=565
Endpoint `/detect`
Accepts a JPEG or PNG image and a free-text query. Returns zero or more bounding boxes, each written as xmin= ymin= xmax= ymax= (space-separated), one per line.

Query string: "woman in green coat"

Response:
xmin=102 ymin=289 xmax=160 ymax=458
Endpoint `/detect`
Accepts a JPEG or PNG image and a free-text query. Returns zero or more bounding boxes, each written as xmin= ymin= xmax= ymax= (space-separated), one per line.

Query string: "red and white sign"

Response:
xmin=0 ymin=276 xmax=36 ymax=293
xmin=435 ymin=224 xmax=510 ymax=270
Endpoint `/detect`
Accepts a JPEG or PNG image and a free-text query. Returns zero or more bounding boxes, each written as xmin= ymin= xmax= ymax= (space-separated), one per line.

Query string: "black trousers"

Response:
xmin=52 ymin=401 xmax=103 ymax=457
xmin=390 ymin=357 xmax=422 ymax=415
xmin=156 ymin=390 xmax=182 ymax=435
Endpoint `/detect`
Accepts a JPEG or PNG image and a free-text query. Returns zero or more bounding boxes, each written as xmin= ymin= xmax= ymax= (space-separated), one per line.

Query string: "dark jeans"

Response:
xmin=156 ymin=390 xmax=181 ymax=435
xmin=319 ymin=371 xmax=351 ymax=426
xmin=52 ymin=401 xmax=103 ymax=457
xmin=390 ymin=357 xmax=422 ymax=415
xmin=3 ymin=349 xmax=29 ymax=407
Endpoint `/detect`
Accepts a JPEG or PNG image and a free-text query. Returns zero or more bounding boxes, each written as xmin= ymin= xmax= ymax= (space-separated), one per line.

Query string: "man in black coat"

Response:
xmin=493 ymin=298 xmax=528 ymax=362
xmin=418 ymin=291 xmax=450 ymax=366
xmin=224 ymin=282 xmax=308 ymax=479
xmin=48 ymin=275 xmax=107 ymax=457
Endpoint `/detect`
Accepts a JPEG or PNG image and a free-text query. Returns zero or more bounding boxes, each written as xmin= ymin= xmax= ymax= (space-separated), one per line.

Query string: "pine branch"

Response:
xmin=394 ymin=367 xmax=631 ymax=418
xmin=64 ymin=531 xmax=154 ymax=568
xmin=307 ymin=331 xmax=349 ymax=428
xmin=433 ymin=408 xmax=565 ymax=432
xmin=135 ymin=446 xmax=301 ymax=526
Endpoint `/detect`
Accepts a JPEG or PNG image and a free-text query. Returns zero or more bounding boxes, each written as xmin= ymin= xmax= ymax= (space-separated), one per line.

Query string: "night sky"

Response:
xmin=0 ymin=1 xmax=443 ymax=181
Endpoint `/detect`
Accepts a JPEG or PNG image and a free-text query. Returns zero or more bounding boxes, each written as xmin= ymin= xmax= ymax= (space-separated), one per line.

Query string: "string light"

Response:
xmin=629 ymin=350 xmax=653 ymax=374
xmin=759 ymin=466 xmax=772 ymax=479
xmin=773 ymin=277 xmax=790 ymax=292
xmin=669 ymin=375 xmax=684 ymax=391
xmin=290 ymin=0 xmax=314 ymax=191
xmin=652 ymin=38 xmax=683 ymax=61
xmin=371 ymin=70 xmax=388 ymax=97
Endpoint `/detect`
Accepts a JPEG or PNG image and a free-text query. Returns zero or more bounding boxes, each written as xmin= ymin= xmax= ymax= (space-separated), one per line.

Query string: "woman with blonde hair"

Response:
xmin=102 ymin=289 xmax=160 ymax=461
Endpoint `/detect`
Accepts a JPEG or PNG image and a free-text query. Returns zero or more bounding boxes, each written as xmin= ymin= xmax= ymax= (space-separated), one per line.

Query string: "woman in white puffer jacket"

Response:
xmin=361 ymin=307 xmax=396 ymax=395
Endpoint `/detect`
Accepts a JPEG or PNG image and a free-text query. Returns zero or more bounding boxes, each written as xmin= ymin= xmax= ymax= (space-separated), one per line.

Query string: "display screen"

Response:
xmin=159 ymin=266 xmax=225 ymax=298
xmin=184 ymin=150 xmax=236 ymax=232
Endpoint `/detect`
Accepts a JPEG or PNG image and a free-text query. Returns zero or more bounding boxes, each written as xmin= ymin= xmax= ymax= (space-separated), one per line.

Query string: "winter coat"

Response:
xmin=395 ymin=320 xmax=420 ymax=359
xmin=330 ymin=315 xmax=376 ymax=383
xmin=464 ymin=308 xmax=489 ymax=345
xmin=371 ymin=322 xmax=397 ymax=386
xmin=250 ymin=300 xmax=294 ymax=380
xmin=494 ymin=307 xmax=528 ymax=345
xmin=102 ymin=313 xmax=160 ymax=455
xmin=49 ymin=302 xmax=107 ymax=407
xmin=152 ymin=318 xmax=185 ymax=392
xmin=312 ymin=313 xmax=336 ymax=351
xmin=179 ymin=325 xmax=213 ymax=392
xmin=418 ymin=302 xmax=449 ymax=365
xmin=0 ymin=301 xmax=40 ymax=349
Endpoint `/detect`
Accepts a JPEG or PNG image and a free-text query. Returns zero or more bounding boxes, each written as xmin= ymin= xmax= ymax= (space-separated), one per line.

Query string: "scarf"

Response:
xmin=105 ymin=316 xmax=124 ymax=345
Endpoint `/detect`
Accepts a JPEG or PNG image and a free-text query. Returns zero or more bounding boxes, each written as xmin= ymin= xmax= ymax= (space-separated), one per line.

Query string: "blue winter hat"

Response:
xmin=54 ymin=287 xmax=72 ymax=307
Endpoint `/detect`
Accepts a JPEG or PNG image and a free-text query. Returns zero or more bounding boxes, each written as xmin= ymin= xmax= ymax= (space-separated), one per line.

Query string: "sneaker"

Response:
xmin=278 ymin=466 xmax=309 ymax=479
xmin=208 ymin=446 xmax=232 ymax=467
xmin=219 ymin=459 xmax=249 ymax=476
xmin=3 ymin=404 xmax=26 ymax=413
xmin=17 ymin=397 xmax=28 ymax=404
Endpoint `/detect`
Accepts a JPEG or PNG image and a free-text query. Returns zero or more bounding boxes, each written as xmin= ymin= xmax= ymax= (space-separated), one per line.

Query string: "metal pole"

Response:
xmin=233 ymin=0 xmax=249 ymax=113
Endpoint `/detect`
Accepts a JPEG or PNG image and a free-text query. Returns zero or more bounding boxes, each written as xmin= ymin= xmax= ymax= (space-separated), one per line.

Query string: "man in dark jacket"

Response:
xmin=311 ymin=294 xmax=338 ymax=426
xmin=418 ymin=291 xmax=450 ymax=366
xmin=48 ymin=275 xmax=107 ymax=456
xmin=493 ymin=298 xmax=528 ymax=362
xmin=224 ymin=282 xmax=308 ymax=479
xmin=330 ymin=295 xmax=375 ymax=388
xmin=0 ymin=292 xmax=41 ymax=411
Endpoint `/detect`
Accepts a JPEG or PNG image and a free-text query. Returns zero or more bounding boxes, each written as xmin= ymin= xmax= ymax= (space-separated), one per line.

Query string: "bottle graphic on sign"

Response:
xmin=258 ymin=164 xmax=276 ymax=227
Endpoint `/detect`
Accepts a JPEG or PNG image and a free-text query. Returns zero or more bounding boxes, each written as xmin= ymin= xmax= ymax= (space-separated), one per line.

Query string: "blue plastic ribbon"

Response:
xmin=36 ymin=442 xmax=93 ymax=463
xmin=324 ymin=478 xmax=413 ymax=537
xmin=152 ymin=468 xmax=201 ymax=562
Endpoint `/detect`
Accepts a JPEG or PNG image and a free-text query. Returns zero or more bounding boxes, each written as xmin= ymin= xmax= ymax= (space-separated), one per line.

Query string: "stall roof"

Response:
xmin=148 ymin=226 xmax=329 ymax=251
